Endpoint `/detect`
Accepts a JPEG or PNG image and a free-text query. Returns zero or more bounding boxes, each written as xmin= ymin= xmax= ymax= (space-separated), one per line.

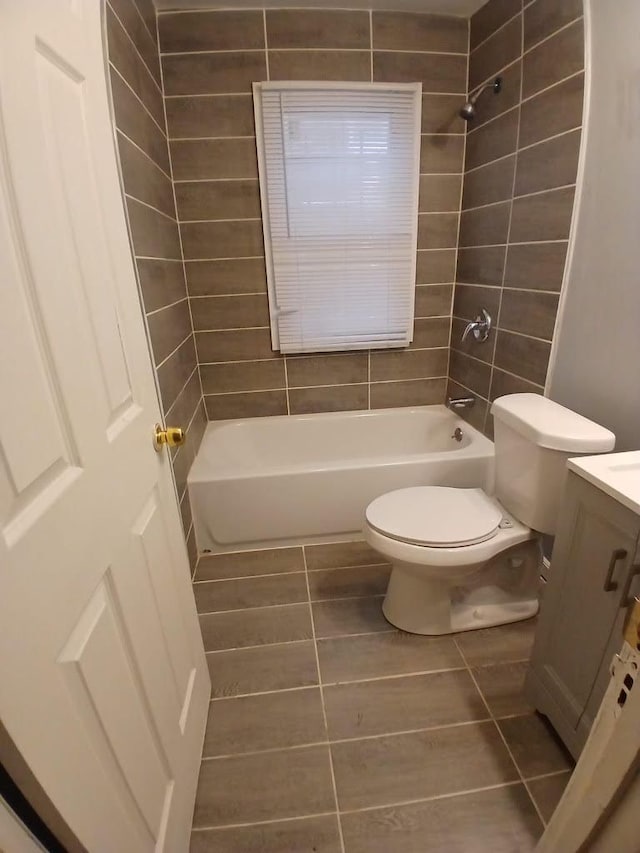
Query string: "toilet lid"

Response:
xmin=366 ymin=486 xmax=503 ymax=547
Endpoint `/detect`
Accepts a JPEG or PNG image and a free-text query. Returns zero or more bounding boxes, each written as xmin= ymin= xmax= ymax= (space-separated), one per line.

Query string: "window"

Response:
xmin=253 ymin=82 xmax=422 ymax=354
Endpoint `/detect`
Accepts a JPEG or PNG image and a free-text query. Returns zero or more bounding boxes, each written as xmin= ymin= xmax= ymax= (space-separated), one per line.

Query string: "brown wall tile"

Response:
xmin=159 ymin=11 xmax=264 ymax=53
xmin=162 ymin=51 xmax=267 ymax=96
xmin=109 ymin=0 xmax=160 ymax=84
xmin=370 ymin=349 xmax=448 ymax=382
xmin=157 ymin=335 xmax=198 ymax=411
xmin=186 ymin=258 xmax=267 ymax=296
xmin=459 ymin=201 xmax=511 ymax=247
xmin=191 ymin=294 xmax=269 ymax=331
xmin=370 ymin=377 xmax=447 ymax=408
xmin=126 ymin=197 xmax=182 ymax=258
xmin=514 ymin=130 xmax=580 ymax=197
xmin=374 ymin=52 xmax=467 ymax=92
xmin=503 ymin=242 xmax=567 ymax=292
xmin=524 ymin=0 xmax=582 ymax=52
xmin=175 ymin=180 xmax=260 ymax=221
xmin=289 ymin=385 xmax=369 ymax=415
xmin=171 ymin=138 xmax=258 ymax=180
xmin=490 ymin=368 xmax=543 ymax=400
xmin=462 ymin=155 xmax=516 ymax=209
xmin=420 ymin=135 xmax=465 ymax=173
xmin=471 ymin=0 xmax=521 ymax=51
xmin=509 ymin=186 xmax=575 ymax=243
xmin=421 ymin=95 xmax=467 ymax=134
xmin=469 ymin=16 xmax=521 ymax=92
xmin=519 ymin=73 xmax=584 ymax=148
xmin=132 ymin=0 xmax=157 ymax=44
xmin=147 ymin=300 xmax=193 ymax=365
xmin=118 ymin=132 xmax=175 ymax=217
xmin=418 ymin=213 xmax=459 ymax=249
xmin=201 ymin=360 xmax=285 ymax=394
xmin=166 ymin=368 xmax=201 ymax=428
xmin=267 ymin=10 xmax=370 ymax=49
xmin=420 ymin=174 xmax=462 ymax=213
xmin=372 ymin=12 xmax=467 ymax=53
xmin=166 ymin=95 xmax=254 ymax=139
xmin=457 ymin=246 xmax=506 ymax=286
xmin=499 ymin=290 xmax=559 ymax=340
xmin=467 ymin=59 xmax=521 ymax=131
xmin=196 ymin=328 xmax=276 ymax=363
xmin=493 ymin=330 xmax=550 ymax=385
xmin=205 ymin=390 xmax=287 ymax=420
xmin=454 ymin=283 xmax=501 ymax=322
xmin=287 ymin=354 xmax=368 ymax=388
xmin=449 ymin=350 xmax=491 ymax=397
xmin=411 ymin=317 xmax=451 ymax=349
xmin=416 ymin=249 xmax=457 ymax=284
xmin=137 ymin=258 xmax=187 ymax=313
xmin=268 ymin=50 xmax=370 ymax=82
xmin=415 ymin=284 xmax=453 ymax=317
xmin=465 ymin=107 xmax=519 ymax=170
xmin=446 ymin=379 xmax=489 ymax=430
xmin=522 ymin=19 xmax=584 ymax=100
xmin=181 ymin=220 xmax=264 ymax=260
xmin=110 ymin=69 xmax=170 ymax=174
xmin=107 ymin=6 xmax=164 ymax=127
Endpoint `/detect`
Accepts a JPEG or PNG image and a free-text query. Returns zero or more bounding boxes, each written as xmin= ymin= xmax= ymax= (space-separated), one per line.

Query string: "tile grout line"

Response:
xmin=453 ymin=635 xmax=548 ymax=828
xmin=301 ymin=545 xmax=347 ymax=853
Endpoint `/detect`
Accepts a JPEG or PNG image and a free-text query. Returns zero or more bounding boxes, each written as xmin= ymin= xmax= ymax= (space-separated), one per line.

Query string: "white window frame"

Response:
xmin=253 ymin=80 xmax=422 ymax=354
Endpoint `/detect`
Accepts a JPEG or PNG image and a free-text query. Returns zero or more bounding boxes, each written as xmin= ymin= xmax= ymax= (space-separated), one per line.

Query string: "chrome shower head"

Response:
xmin=459 ymin=76 xmax=502 ymax=122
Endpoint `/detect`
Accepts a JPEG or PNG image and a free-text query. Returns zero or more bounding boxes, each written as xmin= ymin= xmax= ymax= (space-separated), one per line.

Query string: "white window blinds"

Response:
xmin=254 ymin=82 xmax=421 ymax=354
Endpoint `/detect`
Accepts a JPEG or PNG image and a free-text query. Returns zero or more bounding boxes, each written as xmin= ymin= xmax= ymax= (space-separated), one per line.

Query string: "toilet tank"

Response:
xmin=491 ymin=394 xmax=615 ymax=534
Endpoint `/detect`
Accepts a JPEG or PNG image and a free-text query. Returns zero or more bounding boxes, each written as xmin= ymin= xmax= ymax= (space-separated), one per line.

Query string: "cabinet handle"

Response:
xmin=603 ymin=548 xmax=627 ymax=592
xmin=621 ymin=563 xmax=640 ymax=608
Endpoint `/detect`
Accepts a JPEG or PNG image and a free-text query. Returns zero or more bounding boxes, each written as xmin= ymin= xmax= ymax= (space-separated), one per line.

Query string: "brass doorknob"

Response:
xmin=153 ymin=424 xmax=185 ymax=452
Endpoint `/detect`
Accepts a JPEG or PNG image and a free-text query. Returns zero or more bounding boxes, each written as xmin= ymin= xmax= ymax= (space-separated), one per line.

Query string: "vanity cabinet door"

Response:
xmin=526 ymin=472 xmax=640 ymax=757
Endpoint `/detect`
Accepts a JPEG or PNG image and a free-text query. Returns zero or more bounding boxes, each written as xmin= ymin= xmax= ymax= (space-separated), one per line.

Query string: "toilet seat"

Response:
xmin=365 ymin=486 xmax=504 ymax=548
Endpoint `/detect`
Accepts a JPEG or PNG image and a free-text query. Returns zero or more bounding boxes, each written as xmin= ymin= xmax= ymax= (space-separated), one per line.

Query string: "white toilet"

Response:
xmin=364 ymin=394 xmax=615 ymax=635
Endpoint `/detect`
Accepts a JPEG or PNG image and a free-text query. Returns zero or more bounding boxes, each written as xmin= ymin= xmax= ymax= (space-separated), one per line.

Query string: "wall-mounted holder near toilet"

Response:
xmin=461 ymin=308 xmax=492 ymax=343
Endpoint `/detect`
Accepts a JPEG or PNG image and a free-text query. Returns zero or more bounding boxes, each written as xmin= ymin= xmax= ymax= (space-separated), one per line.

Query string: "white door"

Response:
xmin=0 ymin=2 xmax=210 ymax=851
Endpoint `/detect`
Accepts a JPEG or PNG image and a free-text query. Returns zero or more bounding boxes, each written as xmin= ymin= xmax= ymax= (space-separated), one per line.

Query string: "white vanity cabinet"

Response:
xmin=525 ymin=453 xmax=640 ymax=759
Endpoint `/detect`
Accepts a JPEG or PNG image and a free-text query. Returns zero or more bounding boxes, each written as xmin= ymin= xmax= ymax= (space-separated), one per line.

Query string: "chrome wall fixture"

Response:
xmin=459 ymin=77 xmax=502 ymax=121
xmin=461 ymin=308 xmax=492 ymax=343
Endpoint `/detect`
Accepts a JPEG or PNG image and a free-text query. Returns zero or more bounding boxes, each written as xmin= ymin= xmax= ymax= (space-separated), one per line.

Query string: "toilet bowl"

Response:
xmin=364 ymin=394 xmax=616 ymax=636
xmin=364 ymin=486 xmax=538 ymax=635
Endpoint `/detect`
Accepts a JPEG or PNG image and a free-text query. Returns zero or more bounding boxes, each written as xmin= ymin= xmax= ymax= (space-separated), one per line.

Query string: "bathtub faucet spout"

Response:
xmin=447 ymin=396 xmax=475 ymax=410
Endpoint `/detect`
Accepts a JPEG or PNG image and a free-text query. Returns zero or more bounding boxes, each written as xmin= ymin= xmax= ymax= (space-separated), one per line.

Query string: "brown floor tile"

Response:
xmin=312 ymin=597 xmax=392 ymax=639
xmin=196 ymin=547 xmax=304 ymax=581
xmin=305 ymin=540 xmax=388 ymax=571
xmin=308 ymin=565 xmax=390 ymax=601
xmin=193 ymin=745 xmax=335 ymax=827
xmin=498 ymin=714 xmax=574 ymax=779
xmin=203 ymin=688 xmax=326 ymax=756
xmin=528 ymin=771 xmax=572 ymax=823
xmin=199 ymin=604 xmax=312 ymax=651
xmin=194 ymin=573 xmax=307 ymax=613
xmin=318 ymin=631 xmax=463 ymax=684
xmin=332 ymin=721 xmax=518 ymax=811
xmin=340 ymin=783 xmax=542 ymax=853
xmin=207 ymin=641 xmax=318 ymax=697
xmin=190 ymin=815 xmax=342 ymax=853
xmin=454 ymin=618 xmax=537 ymax=666
xmin=324 ymin=670 xmax=487 ymax=740
xmin=473 ymin=661 xmax=534 ymax=718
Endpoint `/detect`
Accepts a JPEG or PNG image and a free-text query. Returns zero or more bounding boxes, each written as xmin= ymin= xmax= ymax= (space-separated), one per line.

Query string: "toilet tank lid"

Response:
xmin=491 ymin=394 xmax=616 ymax=453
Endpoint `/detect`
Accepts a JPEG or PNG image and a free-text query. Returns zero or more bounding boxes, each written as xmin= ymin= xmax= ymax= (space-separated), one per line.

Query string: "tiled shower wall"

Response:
xmin=157 ymin=9 xmax=470 ymax=419
xmin=105 ymin=0 xmax=206 ymax=566
xmin=447 ymin=0 xmax=584 ymax=436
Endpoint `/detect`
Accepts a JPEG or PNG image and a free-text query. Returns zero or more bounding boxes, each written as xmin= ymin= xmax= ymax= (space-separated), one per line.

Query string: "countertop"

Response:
xmin=568 ymin=451 xmax=640 ymax=516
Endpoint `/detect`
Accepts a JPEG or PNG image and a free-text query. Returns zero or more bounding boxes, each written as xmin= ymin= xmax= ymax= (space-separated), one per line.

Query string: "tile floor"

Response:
xmin=190 ymin=541 xmax=573 ymax=852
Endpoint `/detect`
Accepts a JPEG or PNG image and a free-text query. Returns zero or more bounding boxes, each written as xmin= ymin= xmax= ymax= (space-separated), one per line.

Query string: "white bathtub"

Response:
xmin=188 ymin=405 xmax=495 ymax=554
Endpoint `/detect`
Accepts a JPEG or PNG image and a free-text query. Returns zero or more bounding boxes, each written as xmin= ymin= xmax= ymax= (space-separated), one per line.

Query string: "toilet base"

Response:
xmin=382 ymin=564 xmax=539 ymax=635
